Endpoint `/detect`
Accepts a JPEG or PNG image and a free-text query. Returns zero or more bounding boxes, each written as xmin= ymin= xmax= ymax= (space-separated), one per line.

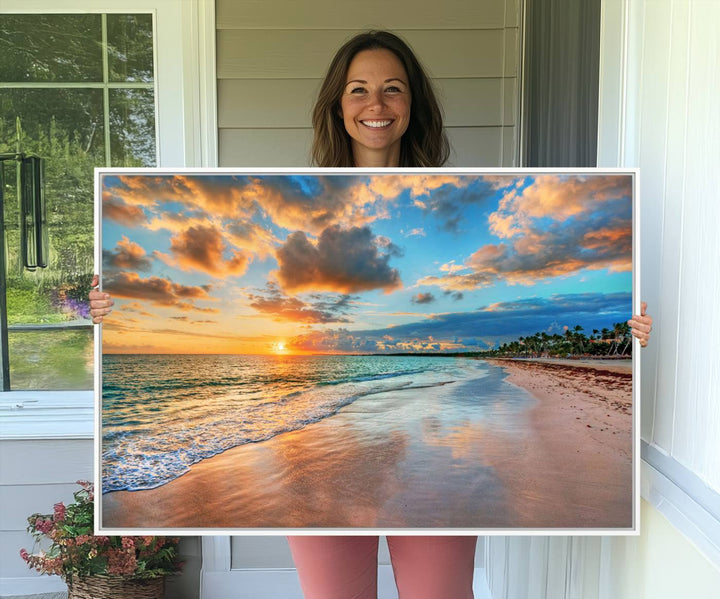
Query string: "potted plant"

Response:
xmin=20 ymin=480 xmax=182 ymax=599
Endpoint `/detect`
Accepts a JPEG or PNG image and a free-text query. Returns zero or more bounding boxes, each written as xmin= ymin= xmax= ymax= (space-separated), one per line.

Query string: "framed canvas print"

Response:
xmin=95 ymin=168 xmax=639 ymax=534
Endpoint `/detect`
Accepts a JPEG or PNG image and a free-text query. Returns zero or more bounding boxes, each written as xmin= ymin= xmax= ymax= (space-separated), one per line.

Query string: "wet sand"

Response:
xmin=102 ymin=359 xmax=633 ymax=531
xmin=482 ymin=358 xmax=633 ymax=528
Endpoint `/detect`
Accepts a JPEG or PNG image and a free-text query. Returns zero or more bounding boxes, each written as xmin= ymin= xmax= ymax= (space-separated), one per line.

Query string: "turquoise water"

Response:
xmin=102 ymin=354 xmax=492 ymax=493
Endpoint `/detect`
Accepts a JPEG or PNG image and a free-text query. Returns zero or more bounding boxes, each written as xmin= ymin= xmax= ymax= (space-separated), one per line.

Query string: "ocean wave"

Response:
xmin=102 ymin=356 xmax=489 ymax=493
xmin=317 ymin=367 xmax=428 ymax=387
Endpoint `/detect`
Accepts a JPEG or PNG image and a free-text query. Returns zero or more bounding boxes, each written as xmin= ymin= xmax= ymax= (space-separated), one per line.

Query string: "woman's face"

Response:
xmin=340 ymin=49 xmax=411 ymax=166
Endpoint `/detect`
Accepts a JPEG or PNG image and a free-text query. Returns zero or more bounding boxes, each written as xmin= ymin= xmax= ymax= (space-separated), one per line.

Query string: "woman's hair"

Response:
xmin=311 ymin=30 xmax=449 ymax=168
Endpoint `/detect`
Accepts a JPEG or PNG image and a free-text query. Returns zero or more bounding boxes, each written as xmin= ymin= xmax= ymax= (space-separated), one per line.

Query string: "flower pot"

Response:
xmin=67 ymin=575 xmax=164 ymax=599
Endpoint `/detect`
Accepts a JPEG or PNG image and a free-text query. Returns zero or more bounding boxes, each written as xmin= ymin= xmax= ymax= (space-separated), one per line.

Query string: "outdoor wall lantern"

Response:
xmin=0 ymin=152 xmax=48 ymax=271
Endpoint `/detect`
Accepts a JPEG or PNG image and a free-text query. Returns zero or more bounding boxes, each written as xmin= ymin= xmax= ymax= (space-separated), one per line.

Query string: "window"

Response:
xmin=0 ymin=13 xmax=157 ymax=390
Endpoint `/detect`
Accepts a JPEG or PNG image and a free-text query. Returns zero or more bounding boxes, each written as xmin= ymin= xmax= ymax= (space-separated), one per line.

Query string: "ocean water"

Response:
xmin=102 ymin=354 xmax=492 ymax=493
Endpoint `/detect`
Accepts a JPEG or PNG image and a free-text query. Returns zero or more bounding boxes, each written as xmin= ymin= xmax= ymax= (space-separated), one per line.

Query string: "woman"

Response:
xmin=90 ymin=31 xmax=652 ymax=599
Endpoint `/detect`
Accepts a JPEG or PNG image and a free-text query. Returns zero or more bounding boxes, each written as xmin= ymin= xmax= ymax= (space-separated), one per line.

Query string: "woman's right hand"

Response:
xmin=89 ymin=274 xmax=114 ymax=324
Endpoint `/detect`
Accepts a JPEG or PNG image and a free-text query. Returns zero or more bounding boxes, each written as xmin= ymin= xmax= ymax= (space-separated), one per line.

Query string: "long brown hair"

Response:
xmin=311 ymin=31 xmax=449 ymax=168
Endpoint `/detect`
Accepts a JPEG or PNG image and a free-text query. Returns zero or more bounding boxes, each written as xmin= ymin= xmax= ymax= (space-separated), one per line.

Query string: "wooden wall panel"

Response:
xmin=0 ymin=439 xmax=92 ymax=580
xmin=218 ymin=78 xmax=512 ymax=129
xmin=219 ymin=128 xmax=313 ymax=166
xmin=486 ymin=537 xmax=603 ymax=599
xmin=230 ymin=536 xmax=296 ymax=569
xmin=0 ymin=483 xmax=81 ymax=530
xmin=0 ymin=439 xmax=93 ymax=485
xmin=216 ymin=0 xmax=521 ymax=168
xmin=447 ymin=127 xmax=505 ymax=166
xmin=672 ymin=1 xmax=720 ymax=482
xmin=217 ymin=0 xmax=508 ymax=30
xmin=217 ymin=29 xmax=507 ymax=80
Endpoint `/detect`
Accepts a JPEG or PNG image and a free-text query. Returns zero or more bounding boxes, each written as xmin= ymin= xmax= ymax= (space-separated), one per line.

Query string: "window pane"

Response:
xmin=109 ymin=89 xmax=157 ymax=166
xmin=0 ymin=12 xmax=157 ymax=390
xmin=2 ymin=89 xmax=99 ymax=390
xmin=1 ymin=88 xmax=103 ymax=283
xmin=9 ymin=330 xmax=93 ymax=390
xmin=107 ymin=14 xmax=154 ymax=83
xmin=0 ymin=14 xmax=103 ymax=82
xmin=1 ymin=90 xmax=97 ymax=390
xmin=0 ymin=89 xmax=106 ymax=164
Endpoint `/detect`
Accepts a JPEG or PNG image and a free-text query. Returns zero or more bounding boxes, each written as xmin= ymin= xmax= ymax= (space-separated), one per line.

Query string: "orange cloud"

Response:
xmin=411 ymin=292 xmax=436 ymax=304
xmin=104 ymin=272 xmax=212 ymax=307
xmin=154 ymin=224 xmax=250 ymax=278
xmin=103 ymin=195 xmax=147 ymax=226
xmin=275 ymin=226 xmax=402 ymax=294
xmin=103 ymin=236 xmax=152 ymax=271
xmin=420 ymin=175 xmax=633 ymax=291
xmin=489 ymin=175 xmax=633 ymax=239
xmin=248 ymin=294 xmax=350 ymax=324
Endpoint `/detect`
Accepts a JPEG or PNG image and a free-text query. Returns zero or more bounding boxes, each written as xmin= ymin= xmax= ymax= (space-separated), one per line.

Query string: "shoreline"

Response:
xmin=486 ymin=356 xmax=632 ymax=374
xmin=102 ymin=358 xmax=633 ymax=530
xmin=481 ymin=358 xmax=633 ymax=527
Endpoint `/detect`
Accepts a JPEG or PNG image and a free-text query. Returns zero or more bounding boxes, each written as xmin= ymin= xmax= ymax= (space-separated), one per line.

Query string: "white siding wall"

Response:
xmin=229 ymin=534 xmax=485 ymax=570
xmin=616 ymin=0 xmax=720 ymax=490
xmin=0 ymin=435 xmax=200 ymax=599
xmin=0 ymin=439 xmax=93 ymax=591
xmin=216 ymin=0 xmax=522 ymax=167
xmin=486 ymin=0 xmax=720 ymax=596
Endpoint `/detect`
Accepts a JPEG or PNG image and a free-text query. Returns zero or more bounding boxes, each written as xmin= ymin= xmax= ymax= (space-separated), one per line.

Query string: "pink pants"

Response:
xmin=287 ymin=536 xmax=477 ymax=599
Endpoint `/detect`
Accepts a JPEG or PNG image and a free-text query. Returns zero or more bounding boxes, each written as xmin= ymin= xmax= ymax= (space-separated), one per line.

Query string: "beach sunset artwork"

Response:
xmin=97 ymin=169 xmax=636 ymax=531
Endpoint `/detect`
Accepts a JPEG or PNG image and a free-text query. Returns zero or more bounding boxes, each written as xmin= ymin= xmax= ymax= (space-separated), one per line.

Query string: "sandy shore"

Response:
xmin=482 ymin=358 xmax=633 ymax=528
xmin=102 ymin=359 xmax=633 ymax=531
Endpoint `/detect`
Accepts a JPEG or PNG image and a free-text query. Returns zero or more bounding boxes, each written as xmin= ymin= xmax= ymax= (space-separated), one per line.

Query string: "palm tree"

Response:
xmin=573 ymin=325 xmax=585 ymax=354
xmin=616 ymin=322 xmax=632 ymax=355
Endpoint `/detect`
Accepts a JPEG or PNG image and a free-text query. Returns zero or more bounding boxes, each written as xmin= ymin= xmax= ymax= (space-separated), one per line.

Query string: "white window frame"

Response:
xmin=0 ymin=0 xmax=217 ymax=440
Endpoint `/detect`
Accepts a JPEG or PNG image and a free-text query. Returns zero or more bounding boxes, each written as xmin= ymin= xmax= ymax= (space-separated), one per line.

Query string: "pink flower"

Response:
xmin=34 ymin=518 xmax=53 ymax=534
xmin=121 ymin=537 xmax=135 ymax=550
xmin=42 ymin=556 xmax=64 ymax=576
xmin=107 ymin=547 xmax=137 ymax=576
xmin=53 ymin=502 xmax=66 ymax=522
xmin=19 ymin=548 xmax=29 ymax=562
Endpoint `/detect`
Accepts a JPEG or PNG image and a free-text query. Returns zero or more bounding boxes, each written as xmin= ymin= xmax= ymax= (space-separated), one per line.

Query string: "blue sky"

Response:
xmin=101 ymin=172 xmax=633 ymax=354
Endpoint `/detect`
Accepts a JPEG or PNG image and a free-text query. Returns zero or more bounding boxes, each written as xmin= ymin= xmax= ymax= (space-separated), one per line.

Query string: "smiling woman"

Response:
xmin=339 ymin=48 xmax=412 ymax=167
xmin=311 ymin=30 xmax=448 ymax=168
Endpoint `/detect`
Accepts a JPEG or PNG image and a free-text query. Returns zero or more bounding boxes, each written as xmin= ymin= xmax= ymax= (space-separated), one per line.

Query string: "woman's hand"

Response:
xmin=89 ymin=274 xmax=114 ymax=324
xmin=628 ymin=301 xmax=653 ymax=348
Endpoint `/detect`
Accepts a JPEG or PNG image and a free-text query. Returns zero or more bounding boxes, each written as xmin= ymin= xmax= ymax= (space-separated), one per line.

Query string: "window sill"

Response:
xmin=0 ymin=391 xmax=93 ymax=440
xmin=642 ymin=441 xmax=720 ymax=568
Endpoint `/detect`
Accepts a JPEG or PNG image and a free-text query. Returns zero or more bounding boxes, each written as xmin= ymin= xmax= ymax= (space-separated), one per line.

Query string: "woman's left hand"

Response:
xmin=628 ymin=301 xmax=653 ymax=348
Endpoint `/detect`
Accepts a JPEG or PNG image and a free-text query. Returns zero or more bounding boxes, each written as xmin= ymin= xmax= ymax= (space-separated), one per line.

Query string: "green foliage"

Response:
xmin=6 ymin=285 xmax=61 ymax=325
xmin=1 ymin=12 xmax=155 ymax=329
xmin=0 ymin=12 xmax=157 ymax=390
xmin=9 ymin=329 xmax=93 ymax=390
xmin=485 ymin=322 xmax=633 ymax=359
xmin=1 ymin=112 xmax=96 ymax=329
xmin=21 ymin=482 xmax=183 ymax=583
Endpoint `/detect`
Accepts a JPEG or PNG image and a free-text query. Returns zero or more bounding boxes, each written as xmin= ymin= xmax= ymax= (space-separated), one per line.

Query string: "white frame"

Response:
xmin=93 ymin=166 xmax=641 ymax=538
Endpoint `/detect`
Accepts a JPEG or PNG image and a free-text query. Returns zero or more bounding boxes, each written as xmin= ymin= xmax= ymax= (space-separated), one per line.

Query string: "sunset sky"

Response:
xmin=100 ymin=172 xmax=633 ymax=354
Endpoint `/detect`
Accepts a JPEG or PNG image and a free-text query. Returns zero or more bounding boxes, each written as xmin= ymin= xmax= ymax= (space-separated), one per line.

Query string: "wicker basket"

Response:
xmin=67 ymin=575 xmax=165 ymax=599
